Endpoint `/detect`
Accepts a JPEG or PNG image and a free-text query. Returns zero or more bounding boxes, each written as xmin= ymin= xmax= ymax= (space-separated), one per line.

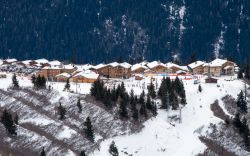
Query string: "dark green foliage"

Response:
xmin=161 ymin=90 xmax=169 ymax=109
xmin=233 ymin=112 xmax=242 ymax=128
xmin=245 ymin=65 xmax=250 ymax=79
xmin=148 ymin=82 xmax=156 ymax=99
xmin=139 ymin=91 xmax=145 ymax=105
xmin=109 ymin=141 xmax=119 ymax=156
xmin=152 ymin=102 xmax=158 ymax=117
xmin=225 ymin=118 xmax=230 ymax=125
xmin=140 ymin=101 xmax=147 ymax=118
xmin=80 ymin=150 xmax=86 ymax=156
xmin=146 ymin=94 xmax=152 ymax=110
xmin=0 ymin=109 xmax=17 ymax=135
xmin=77 ymin=98 xmax=82 ymax=113
xmin=12 ymin=73 xmax=19 ymax=88
xmin=119 ymin=99 xmax=128 ymax=119
xmin=131 ymin=103 xmax=139 ymax=121
xmin=57 ymin=102 xmax=66 ymax=120
xmin=40 ymin=147 xmax=46 ymax=156
xmin=14 ymin=114 xmax=19 ymax=125
xmin=84 ymin=117 xmax=94 ymax=142
xmin=64 ymin=79 xmax=71 ymax=91
xmin=198 ymin=84 xmax=202 ymax=93
xmin=237 ymin=69 xmax=243 ymax=79
xmin=32 ymin=75 xmax=46 ymax=89
xmin=236 ymin=91 xmax=248 ymax=113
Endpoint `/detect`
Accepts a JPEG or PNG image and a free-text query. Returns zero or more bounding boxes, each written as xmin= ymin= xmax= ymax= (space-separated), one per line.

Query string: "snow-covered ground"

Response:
xmin=92 ymin=76 xmax=245 ymax=156
xmin=0 ymin=73 xmax=246 ymax=155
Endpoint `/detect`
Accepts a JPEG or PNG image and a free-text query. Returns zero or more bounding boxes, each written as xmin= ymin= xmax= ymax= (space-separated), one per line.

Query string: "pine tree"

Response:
xmin=240 ymin=117 xmax=248 ymax=134
xmin=233 ymin=112 xmax=242 ymax=128
xmin=14 ymin=114 xmax=19 ymax=125
xmin=236 ymin=90 xmax=248 ymax=113
xmin=80 ymin=150 xmax=86 ymax=156
xmin=139 ymin=90 xmax=145 ymax=105
xmin=243 ymin=125 xmax=250 ymax=150
xmin=152 ymin=102 xmax=158 ymax=116
xmin=238 ymin=69 xmax=243 ymax=79
xmin=57 ymin=102 xmax=66 ymax=120
xmin=161 ymin=91 xmax=169 ymax=109
xmin=146 ymin=94 xmax=152 ymax=110
xmin=119 ymin=99 xmax=128 ymax=119
xmin=109 ymin=141 xmax=119 ymax=156
xmin=148 ymin=82 xmax=156 ymax=99
xmin=31 ymin=74 xmax=36 ymax=86
xmin=131 ymin=103 xmax=139 ymax=121
xmin=12 ymin=73 xmax=19 ymax=88
xmin=140 ymin=102 xmax=147 ymax=118
xmin=40 ymin=147 xmax=46 ymax=156
xmin=64 ymin=79 xmax=71 ymax=91
xmin=77 ymin=98 xmax=82 ymax=113
xmin=245 ymin=65 xmax=250 ymax=79
xmin=0 ymin=109 xmax=17 ymax=135
xmin=84 ymin=117 xmax=94 ymax=142
xmin=198 ymin=84 xmax=202 ymax=92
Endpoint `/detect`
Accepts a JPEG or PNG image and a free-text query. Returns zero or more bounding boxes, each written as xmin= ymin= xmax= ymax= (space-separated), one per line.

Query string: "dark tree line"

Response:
xmin=0 ymin=109 xmax=17 ymax=135
xmin=91 ymin=79 xmax=157 ymax=121
xmin=158 ymin=77 xmax=186 ymax=110
xmin=31 ymin=74 xmax=47 ymax=89
xmin=238 ymin=62 xmax=250 ymax=80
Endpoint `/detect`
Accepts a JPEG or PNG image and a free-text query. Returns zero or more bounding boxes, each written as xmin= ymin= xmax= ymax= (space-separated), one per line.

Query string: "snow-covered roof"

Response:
xmin=131 ymin=63 xmax=148 ymax=71
xmin=63 ymin=64 xmax=75 ymax=70
xmin=73 ymin=70 xmax=99 ymax=79
xmin=166 ymin=62 xmax=182 ymax=69
xmin=76 ymin=64 xmax=93 ymax=71
xmin=92 ymin=63 xmax=107 ymax=69
xmin=180 ymin=66 xmax=188 ymax=71
xmin=49 ymin=60 xmax=62 ymax=66
xmin=5 ymin=58 xmax=17 ymax=63
xmin=188 ymin=61 xmax=205 ymax=69
xmin=36 ymin=58 xmax=49 ymax=64
xmin=204 ymin=59 xmax=227 ymax=67
xmin=22 ymin=60 xmax=32 ymax=65
xmin=224 ymin=66 xmax=234 ymax=70
xmin=109 ymin=62 xmax=120 ymax=67
xmin=147 ymin=61 xmax=167 ymax=69
xmin=120 ymin=62 xmax=132 ymax=68
xmin=42 ymin=66 xmax=61 ymax=70
xmin=55 ymin=73 xmax=71 ymax=78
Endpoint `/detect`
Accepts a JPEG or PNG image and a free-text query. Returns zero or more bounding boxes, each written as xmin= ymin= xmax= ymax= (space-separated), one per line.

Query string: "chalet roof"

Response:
xmin=166 ymin=62 xmax=182 ymax=69
xmin=131 ymin=63 xmax=148 ymax=71
xmin=188 ymin=61 xmax=205 ymax=69
xmin=22 ymin=60 xmax=32 ymax=65
xmin=119 ymin=62 xmax=131 ymax=68
xmin=92 ymin=63 xmax=107 ymax=69
xmin=49 ymin=60 xmax=62 ymax=66
xmin=5 ymin=58 xmax=17 ymax=63
xmin=147 ymin=61 xmax=167 ymax=69
xmin=63 ymin=64 xmax=75 ymax=70
xmin=73 ymin=70 xmax=99 ymax=79
xmin=55 ymin=73 xmax=71 ymax=78
xmin=35 ymin=58 xmax=49 ymax=64
xmin=42 ymin=66 xmax=61 ymax=70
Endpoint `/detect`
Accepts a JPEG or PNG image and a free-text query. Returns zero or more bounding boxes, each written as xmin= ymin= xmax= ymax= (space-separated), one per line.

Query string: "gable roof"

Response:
xmin=188 ymin=61 xmax=205 ymax=69
xmin=147 ymin=61 xmax=167 ymax=69
xmin=131 ymin=63 xmax=148 ymax=71
xmin=73 ymin=70 xmax=99 ymax=79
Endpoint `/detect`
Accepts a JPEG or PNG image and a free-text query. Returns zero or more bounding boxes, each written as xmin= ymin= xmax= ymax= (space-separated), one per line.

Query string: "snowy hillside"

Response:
xmin=0 ymin=73 xmax=249 ymax=156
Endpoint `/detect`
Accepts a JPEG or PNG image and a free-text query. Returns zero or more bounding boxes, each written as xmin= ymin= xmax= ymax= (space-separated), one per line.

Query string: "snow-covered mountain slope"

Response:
xmin=0 ymin=74 xmax=248 ymax=155
xmin=92 ymin=77 xmax=246 ymax=156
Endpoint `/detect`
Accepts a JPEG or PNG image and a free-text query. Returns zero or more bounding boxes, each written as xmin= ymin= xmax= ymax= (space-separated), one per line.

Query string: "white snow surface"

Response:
xmin=92 ymin=76 xmax=245 ymax=156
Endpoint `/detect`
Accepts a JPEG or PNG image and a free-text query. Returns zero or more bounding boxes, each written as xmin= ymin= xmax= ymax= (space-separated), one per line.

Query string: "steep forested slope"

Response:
xmin=0 ymin=0 xmax=249 ymax=63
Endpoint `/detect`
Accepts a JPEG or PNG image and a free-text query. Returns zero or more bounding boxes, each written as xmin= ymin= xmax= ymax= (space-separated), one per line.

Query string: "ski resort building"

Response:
xmin=147 ymin=61 xmax=168 ymax=73
xmin=188 ymin=61 xmax=205 ymax=75
xmin=55 ymin=73 xmax=71 ymax=82
xmin=203 ymin=59 xmax=235 ymax=76
xmin=71 ymin=70 xmax=99 ymax=83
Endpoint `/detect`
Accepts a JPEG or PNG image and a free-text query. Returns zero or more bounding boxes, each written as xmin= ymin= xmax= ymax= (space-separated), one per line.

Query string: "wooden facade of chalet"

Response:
xmin=96 ymin=65 xmax=131 ymax=78
xmin=62 ymin=68 xmax=77 ymax=74
xmin=37 ymin=68 xmax=62 ymax=81
xmin=131 ymin=67 xmax=147 ymax=74
xmin=205 ymin=77 xmax=218 ymax=83
xmin=71 ymin=75 xmax=99 ymax=83
xmin=168 ymin=66 xmax=182 ymax=73
xmin=203 ymin=61 xmax=235 ymax=76
xmin=192 ymin=65 xmax=204 ymax=75
xmin=150 ymin=65 xmax=168 ymax=73
xmin=55 ymin=74 xmax=70 ymax=82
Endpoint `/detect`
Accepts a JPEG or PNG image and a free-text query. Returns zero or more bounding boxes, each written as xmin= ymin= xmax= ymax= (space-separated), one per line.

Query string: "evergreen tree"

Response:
xmin=233 ymin=112 xmax=242 ymax=128
xmin=225 ymin=118 xmax=230 ymax=125
xmin=236 ymin=91 xmax=248 ymax=113
xmin=240 ymin=117 xmax=248 ymax=134
xmin=12 ymin=73 xmax=19 ymax=88
xmin=152 ymin=102 xmax=158 ymax=116
xmin=109 ymin=141 xmax=119 ymax=156
xmin=77 ymin=98 xmax=82 ymax=113
xmin=161 ymin=91 xmax=169 ymax=110
xmin=245 ymin=65 xmax=250 ymax=79
xmin=14 ymin=114 xmax=19 ymax=125
xmin=31 ymin=74 xmax=36 ymax=86
xmin=0 ymin=109 xmax=17 ymax=135
xmin=119 ymin=99 xmax=128 ymax=119
xmin=40 ymin=147 xmax=46 ymax=156
xmin=139 ymin=90 xmax=145 ymax=105
xmin=140 ymin=102 xmax=147 ymax=118
xmin=131 ymin=103 xmax=139 ymax=121
xmin=64 ymin=79 xmax=71 ymax=91
xmin=84 ymin=117 xmax=94 ymax=142
xmin=148 ymin=82 xmax=156 ymax=99
xmin=243 ymin=125 xmax=250 ymax=149
xmin=146 ymin=94 xmax=152 ymax=110
xmin=238 ymin=69 xmax=243 ymax=79
xmin=198 ymin=84 xmax=202 ymax=92
xmin=80 ymin=150 xmax=86 ymax=156
xmin=57 ymin=102 xmax=66 ymax=120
